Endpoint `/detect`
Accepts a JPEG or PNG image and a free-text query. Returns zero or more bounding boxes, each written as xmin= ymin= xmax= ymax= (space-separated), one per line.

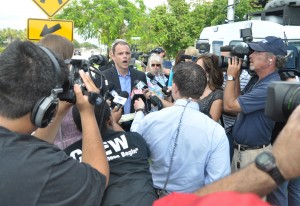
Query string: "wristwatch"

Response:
xmin=135 ymin=108 xmax=144 ymax=112
xmin=227 ymin=75 xmax=235 ymax=81
xmin=255 ymin=152 xmax=286 ymax=185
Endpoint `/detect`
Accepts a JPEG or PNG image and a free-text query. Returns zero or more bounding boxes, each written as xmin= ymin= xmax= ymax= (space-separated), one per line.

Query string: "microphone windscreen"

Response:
xmin=119 ymin=91 xmax=129 ymax=98
xmin=146 ymin=72 xmax=155 ymax=80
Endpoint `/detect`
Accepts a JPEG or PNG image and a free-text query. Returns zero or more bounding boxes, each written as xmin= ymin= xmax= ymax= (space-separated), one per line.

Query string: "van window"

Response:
xmin=211 ymin=41 xmax=223 ymax=56
xmin=229 ymin=41 xmax=248 ymax=47
xmin=289 ymin=41 xmax=300 ymax=51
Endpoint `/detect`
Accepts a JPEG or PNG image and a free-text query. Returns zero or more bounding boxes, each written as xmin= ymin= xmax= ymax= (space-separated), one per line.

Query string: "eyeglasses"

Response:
xmin=151 ymin=64 xmax=161 ymax=67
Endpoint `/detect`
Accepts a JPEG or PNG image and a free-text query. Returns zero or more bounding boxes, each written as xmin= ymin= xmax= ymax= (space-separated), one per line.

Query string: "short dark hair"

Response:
xmin=111 ymin=39 xmax=130 ymax=54
xmin=0 ymin=40 xmax=68 ymax=119
xmin=72 ymin=102 xmax=111 ymax=136
xmin=173 ymin=62 xmax=207 ymax=99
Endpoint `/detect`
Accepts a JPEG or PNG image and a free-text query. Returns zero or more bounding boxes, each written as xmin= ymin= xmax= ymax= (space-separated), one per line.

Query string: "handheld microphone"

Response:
xmin=146 ymin=73 xmax=171 ymax=96
xmin=131 ymin=80 xmax=147 ymax=103
xmin=113 ymin=91 xmax=129 ymax=111
xmin=103 ymin=82 xmax=114 ymax=100
xmin=149 ymin=95 xmax=163 ymax=110
xmin=104 ymin=82 xmax=121 ymax=101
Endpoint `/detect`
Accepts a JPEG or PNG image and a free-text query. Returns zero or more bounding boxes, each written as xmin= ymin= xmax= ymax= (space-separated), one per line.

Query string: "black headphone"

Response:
xmin=30 ymin=45 xmax=63 ymax=128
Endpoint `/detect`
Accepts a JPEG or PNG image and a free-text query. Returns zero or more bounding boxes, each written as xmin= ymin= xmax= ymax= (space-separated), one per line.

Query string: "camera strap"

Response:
xmin=160 ymin=99 xmax=191 ymax=193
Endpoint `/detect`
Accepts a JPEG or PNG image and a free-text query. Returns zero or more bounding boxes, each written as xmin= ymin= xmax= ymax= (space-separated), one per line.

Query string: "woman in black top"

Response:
xmin=196 ymin=53 xmax=224 ymax=122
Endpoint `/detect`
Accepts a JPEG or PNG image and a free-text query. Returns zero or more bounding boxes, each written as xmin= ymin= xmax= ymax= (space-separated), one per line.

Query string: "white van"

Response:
xmin=196 ymin=4 xmax=300 ymax=69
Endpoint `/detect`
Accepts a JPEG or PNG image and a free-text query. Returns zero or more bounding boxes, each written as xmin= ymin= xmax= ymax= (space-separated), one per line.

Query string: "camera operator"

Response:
xmin=0 ymin=40 xmax=109 ymax=205
xmin=38 ymin=34 xmax=83 ymax=150
xmin=223 ymin=36 xmax=288 ymax=205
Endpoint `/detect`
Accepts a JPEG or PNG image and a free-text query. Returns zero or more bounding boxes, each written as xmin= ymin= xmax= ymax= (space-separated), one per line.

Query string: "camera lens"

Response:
xmin=282 ymin=84 xmax=300 ymax=120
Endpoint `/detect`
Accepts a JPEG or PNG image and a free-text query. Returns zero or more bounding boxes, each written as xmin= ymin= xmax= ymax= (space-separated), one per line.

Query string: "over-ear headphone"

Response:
xmin=30 ymin=45 xmax=63 ymax=128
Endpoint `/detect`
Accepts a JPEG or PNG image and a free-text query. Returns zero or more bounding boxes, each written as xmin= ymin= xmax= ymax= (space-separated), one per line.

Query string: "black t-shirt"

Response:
xmin=64 ymin=129 xmax=157 ymax=206
xmin=0 ymin=126 xmax=105 ymax=206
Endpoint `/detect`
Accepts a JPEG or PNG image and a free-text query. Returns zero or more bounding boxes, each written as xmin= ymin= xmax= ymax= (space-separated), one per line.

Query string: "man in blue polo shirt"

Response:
xmin=223 ymin=36 xmax=287 ymax=206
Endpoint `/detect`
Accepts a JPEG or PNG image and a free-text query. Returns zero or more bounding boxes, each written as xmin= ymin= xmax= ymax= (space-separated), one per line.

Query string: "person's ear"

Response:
xmin=172 ymin=82 xmax=178 ymax=93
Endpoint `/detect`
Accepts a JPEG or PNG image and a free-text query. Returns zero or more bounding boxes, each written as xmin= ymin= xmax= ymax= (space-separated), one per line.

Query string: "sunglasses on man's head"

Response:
xmin=151 ymin=64 xmax=161 ymax=67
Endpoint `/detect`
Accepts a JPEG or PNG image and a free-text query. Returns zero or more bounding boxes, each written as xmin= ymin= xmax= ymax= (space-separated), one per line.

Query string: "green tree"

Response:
xmin=0 ymin=28 xmax=26 ymax=45
xmin=55 ymin=0 xmax=262 ymax=57
xmin=56 ymin=0 xmax=146 ymax=46
xmin=73 ymin=39 xmax=81 ymax=48
xmin=148 ymin=0 xmax=212 ymax=57
xmin=148 ymin=0 xmax=262 ymax=57
xmin=80 ymin=41 xmax=98 ymax=48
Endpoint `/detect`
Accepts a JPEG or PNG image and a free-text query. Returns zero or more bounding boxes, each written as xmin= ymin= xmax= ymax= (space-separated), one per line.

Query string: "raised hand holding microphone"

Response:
xmin=146 ymin=72 xmax=171 ymax=96
xmin=113 ymin=91 xmax=129 ymax=111
xmin=131 ymin=80 xmax=147 ymax=103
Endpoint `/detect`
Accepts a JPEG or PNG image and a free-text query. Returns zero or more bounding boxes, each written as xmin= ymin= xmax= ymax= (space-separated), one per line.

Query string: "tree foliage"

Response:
xmin=0 ymin=28 xmax=26 ymax=51
xmin=55 ymin=0 xmax=262 ymax=57
xmin=57 ymin=0 xmax=147 ymax=46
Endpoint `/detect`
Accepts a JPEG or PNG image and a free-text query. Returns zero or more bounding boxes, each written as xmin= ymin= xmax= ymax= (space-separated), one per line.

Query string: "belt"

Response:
xmin=233 ymin=141 xmax=270 ymax=151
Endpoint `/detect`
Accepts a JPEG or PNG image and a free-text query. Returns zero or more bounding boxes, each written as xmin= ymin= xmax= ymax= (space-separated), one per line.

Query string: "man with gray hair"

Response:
xmin=223 ymin=36 xmax=288 ymax=205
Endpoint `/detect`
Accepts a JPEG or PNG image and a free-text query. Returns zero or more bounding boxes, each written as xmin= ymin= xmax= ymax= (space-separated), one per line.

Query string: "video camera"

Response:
xmin=265 ymin=69 xmax=300 ymax=122
xmin=58 ymin=58 xmax=107 ymax=104
xmin=218 ymin=28 xmax=254 ymax=71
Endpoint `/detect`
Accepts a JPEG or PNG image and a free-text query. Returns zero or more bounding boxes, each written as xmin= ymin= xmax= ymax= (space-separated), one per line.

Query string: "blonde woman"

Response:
xmin=146 ymin=54 xmax=168 ymax=99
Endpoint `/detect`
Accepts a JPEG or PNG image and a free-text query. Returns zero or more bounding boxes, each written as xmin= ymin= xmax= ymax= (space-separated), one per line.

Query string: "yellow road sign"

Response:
xmin=27 ymin=18 xmax=73 ymax=41
xmin=33 ymin=0 xmax=70 ymax=17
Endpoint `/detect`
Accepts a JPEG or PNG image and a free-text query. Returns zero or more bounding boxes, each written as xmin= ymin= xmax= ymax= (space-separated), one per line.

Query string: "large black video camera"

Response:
xmin=265 ymin=78 xmax=300 ymax=122
xmin=218 ymin=28 xmax=253 ymax=71
xmin=58 ymin=57 xmax=107 ymax=104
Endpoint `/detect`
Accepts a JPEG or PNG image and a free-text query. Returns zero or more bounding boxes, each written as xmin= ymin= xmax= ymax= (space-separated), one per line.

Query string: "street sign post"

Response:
xmin=27 ymin=18 xmax=73 ymax=41
xmin=33 ymin=0 xmax=70 ymax=17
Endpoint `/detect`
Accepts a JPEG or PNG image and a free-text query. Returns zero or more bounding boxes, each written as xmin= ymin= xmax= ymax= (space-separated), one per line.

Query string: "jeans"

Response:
xmin=266 ymin=177 xmax=300 ymax=206
xmin=288 ymin=177 xmax=300 ymax=206
xmin=267 ymin=181 xmax=288 ymax=206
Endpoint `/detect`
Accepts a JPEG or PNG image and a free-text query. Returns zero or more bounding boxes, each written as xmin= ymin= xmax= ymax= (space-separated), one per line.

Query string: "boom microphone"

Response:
xmin=146 ymin=73 xmax=171 ymax=96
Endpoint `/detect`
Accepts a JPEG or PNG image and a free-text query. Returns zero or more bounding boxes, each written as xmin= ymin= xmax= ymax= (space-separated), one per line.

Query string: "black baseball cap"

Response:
xmin=151 ymin=47 xmax=165 ymax=54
